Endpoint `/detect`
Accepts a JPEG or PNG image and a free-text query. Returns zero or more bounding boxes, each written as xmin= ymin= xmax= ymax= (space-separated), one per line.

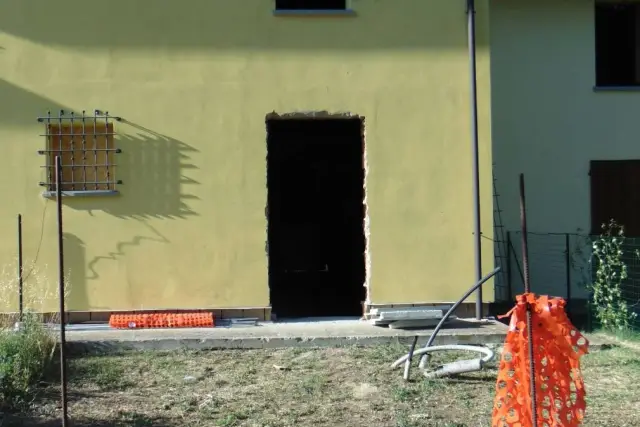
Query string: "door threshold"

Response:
xmin=273 ymin=316 xmax=362 ymax=324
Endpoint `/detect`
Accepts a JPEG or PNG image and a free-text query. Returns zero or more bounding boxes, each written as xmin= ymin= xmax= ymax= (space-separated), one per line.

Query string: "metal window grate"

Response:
xmin=37 ymin=110 xmax=123 ymax=193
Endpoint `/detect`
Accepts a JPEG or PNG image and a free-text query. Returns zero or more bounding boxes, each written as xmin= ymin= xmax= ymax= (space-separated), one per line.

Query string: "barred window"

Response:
xmin=38 ymin=110 xmax=122 ymax=195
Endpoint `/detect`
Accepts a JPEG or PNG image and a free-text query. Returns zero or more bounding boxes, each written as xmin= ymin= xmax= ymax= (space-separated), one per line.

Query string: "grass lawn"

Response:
xmin=4 ymin=343 xmax=640 ymax=427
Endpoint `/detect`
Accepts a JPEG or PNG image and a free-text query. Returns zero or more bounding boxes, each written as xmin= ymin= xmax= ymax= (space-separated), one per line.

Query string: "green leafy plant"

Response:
xmin=0 ymin=313 xmax=57 ymax=411
xmin=590 ymin=220 xmax=638 ymax=331
xmin=0 ymin=261 xmax=67 ymax=412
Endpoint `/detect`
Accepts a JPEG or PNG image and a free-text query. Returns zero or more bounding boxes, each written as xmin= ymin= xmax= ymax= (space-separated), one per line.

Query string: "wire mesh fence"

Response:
xmin=615 ymin=237 xmax=640 ymax=330
xmin=495 ymin=231 xmax=640 ymax=331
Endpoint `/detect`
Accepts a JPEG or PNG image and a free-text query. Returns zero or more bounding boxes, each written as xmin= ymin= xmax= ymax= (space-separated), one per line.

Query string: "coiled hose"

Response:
xmin=390 ymin=267 xmax=501 ymax=380
xmin=391 ymin=344 xmax=495 ymax=379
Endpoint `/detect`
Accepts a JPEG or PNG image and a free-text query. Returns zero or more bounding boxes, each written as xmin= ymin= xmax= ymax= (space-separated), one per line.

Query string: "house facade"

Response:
xmin=491 ymin=0 xmax=640 ymax=307
xmin=0 ymin=1 xmax=495 ymax=320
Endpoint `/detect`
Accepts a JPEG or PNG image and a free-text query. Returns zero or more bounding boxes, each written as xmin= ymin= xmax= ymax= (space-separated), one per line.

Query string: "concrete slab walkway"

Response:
xmin=60 ymin=318 xmax=509 ymax=353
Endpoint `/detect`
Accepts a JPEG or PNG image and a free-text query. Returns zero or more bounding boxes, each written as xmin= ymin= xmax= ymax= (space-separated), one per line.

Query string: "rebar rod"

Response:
xmin=17 ymin=214 xmax=23 ymax=322
xmin=519 ymin=173 xmax=538 ymax=427
xmin=56 ymin=156 xmax=69 ymax=427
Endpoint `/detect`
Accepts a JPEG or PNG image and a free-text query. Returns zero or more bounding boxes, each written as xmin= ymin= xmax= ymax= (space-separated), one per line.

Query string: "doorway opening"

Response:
xmin=266 ymin=115 xmax=367 ymax=319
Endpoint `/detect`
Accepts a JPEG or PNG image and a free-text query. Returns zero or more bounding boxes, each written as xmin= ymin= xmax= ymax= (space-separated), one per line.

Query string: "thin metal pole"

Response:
xmin=565 ymin=233 xmax=572 ymax=318
xmin=467 ymin=0 xmax=483 ymax=320
xmin=56 ymin=156 xmax=69 ymax=427
xmin=519 ymin=175 xmax=531 ymax=292
xmin=18 ymin=214 xmax=23 ymax=322
xmin=519 ymin=173 xmax=538 ymax=427
xmin=506 ymin=231 xmax=512 ymax=302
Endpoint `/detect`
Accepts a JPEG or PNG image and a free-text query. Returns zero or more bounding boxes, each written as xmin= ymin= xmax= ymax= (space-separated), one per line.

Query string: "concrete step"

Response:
xmin=59 ymin=318 xmax=509 ymax=353
xmin=51 ymin=319 xmax=616 ymax=355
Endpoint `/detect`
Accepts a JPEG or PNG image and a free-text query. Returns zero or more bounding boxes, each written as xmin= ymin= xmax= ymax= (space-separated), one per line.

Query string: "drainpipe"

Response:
xmin=467 ymin=0 xmax=483 ymax=320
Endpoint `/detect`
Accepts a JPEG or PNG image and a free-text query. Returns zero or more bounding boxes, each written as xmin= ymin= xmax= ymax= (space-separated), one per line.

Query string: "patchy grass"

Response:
xmin=587 ymin=327 xmax=640 ymax=340
xmin=589 ymin=328 xmax=640 ymax=353
xmin=3 ymin=344 xmax=639 ymax=427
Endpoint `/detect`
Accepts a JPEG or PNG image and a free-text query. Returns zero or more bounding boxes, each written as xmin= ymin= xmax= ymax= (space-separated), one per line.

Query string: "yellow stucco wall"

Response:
xmin=0 ymin=0 xmax=494 ymax=313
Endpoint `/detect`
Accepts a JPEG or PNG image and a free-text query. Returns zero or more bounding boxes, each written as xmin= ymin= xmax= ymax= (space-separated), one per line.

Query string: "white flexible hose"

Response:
xmin=391 ymin=344 xmax=494 ymax=379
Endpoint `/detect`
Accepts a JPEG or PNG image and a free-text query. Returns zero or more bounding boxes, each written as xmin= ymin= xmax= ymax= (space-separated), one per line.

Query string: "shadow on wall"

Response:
xmin=0 ymin=0 xmax=482 ymax=50
xmin=0 ymin=80 xmax=201 ymax=219
xmin=0 ymin=78 xmax=67 ymax=127
xmin=58 ymin=122 xmax=200 ymax=284
xmin=0 ymin=80 xmax=199 ymax=294
xmin=64 ymin=121 xmax=200 ymax=220
xmin=63 ymin=232 xmax=89 ymax=311
xmin=85 ymin=221 xmax=169 ymax=282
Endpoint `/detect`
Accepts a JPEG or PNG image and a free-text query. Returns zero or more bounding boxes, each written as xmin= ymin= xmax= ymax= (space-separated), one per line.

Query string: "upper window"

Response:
xmin=275 ymin=0 xmax=347 ymax=10
xmin=38 ymin=110 xmax=122 ymax=195
xmin=590 ymin=159 xmax=640 ymax=235
xmin=595 ymin=2 xmax=640 ymax=87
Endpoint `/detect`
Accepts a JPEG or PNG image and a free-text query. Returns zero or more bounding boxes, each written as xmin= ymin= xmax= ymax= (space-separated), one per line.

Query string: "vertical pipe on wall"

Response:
xmin=56 ymin=156 xmax=69 ymax=427
xmin=467 ymin=0 xmax=483 ymax=320
xmin=17 ymin=214 xmax=23 ymax=322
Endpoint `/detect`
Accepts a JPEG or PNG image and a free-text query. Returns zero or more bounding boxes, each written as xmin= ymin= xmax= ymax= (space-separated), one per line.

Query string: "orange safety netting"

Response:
xmin=109 ymin=312 xmax=215 ymax=329
xmin=492 ymin=293 xmax=589 ymax=427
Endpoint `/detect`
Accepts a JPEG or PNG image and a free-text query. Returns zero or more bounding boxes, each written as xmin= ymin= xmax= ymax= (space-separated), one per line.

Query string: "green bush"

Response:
xmin=590 ymin=220 xmax=638 ymax=332
xmin=0 ymin=314 xmax=56 ymax=411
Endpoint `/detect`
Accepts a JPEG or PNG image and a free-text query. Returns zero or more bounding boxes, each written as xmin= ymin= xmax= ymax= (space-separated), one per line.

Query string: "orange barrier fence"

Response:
xmin=492 ymin=294 xmax=589 ymax=427
xmin=109 ymin=312 xmax=215 ymax=329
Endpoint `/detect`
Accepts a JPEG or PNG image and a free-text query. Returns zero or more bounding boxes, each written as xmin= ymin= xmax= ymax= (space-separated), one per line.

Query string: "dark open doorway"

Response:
xmin=266 ymin=116 xmax=367 ymax=319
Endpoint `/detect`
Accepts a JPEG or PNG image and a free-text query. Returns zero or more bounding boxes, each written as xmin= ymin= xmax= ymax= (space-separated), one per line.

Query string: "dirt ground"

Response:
xmin=4 ymin=343 xmax=640 ymax=427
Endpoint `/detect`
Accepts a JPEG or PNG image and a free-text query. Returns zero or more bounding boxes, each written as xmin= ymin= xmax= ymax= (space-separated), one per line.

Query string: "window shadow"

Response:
xmin=62 ymin=121 xmax=200 ymax=220
xmin=0 ymin=0 xmax=488 ymax=51
xmin=0 ymin=80 xmax=200 ymax=221
xmin=0 ymin=80 xmax=199 ymax=293
xmin=59 ymin=122 xmax=199 ymax=283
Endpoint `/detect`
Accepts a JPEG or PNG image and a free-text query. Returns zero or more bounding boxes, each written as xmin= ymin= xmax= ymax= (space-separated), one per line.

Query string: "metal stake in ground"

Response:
xmin=17 ymin=214 xmax=23 ymax=322
xmin=519 ymin=173 xmax=538 ymax=426
xmin=56 ymin=156 xmax=70 ymax=427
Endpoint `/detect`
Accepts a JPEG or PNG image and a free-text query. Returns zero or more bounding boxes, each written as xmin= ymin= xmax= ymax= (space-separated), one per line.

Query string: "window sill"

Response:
xmin=42 ymin=190 xmax=120 ymax=198
xmin=272 ymin=9 xmax=356 ymax=17
xmin=593 ymin=86 xmax=640 ymax=92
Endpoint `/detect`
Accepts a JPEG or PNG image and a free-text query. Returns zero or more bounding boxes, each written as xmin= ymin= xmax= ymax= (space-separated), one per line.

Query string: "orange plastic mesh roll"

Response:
xmin=108 ymin=312 xmax=215 ymax=329
xmin=492 ymin=294 xmax=589 ymax=427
